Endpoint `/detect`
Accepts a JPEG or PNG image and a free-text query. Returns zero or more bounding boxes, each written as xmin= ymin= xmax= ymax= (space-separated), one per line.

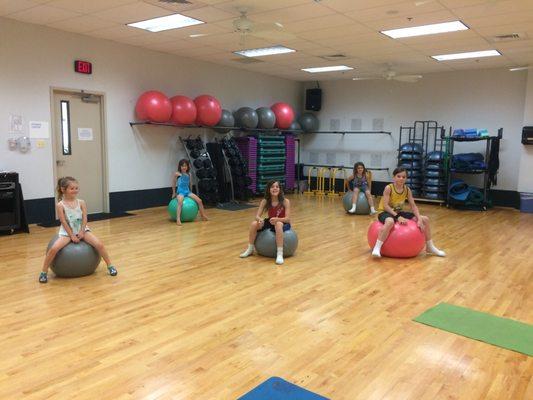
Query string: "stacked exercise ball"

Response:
xmin=168 ymin=197 xmax=199 ymax=222
xmin=169 ymin=95 xmax=196 ymax=125
xmin=234 ymin=107 xmax=259 ymax=129
xmin=298 ymin=112 xmax=319 ymax=133
xmin=367 ymin=220 xmax=425 ymax=258
xmin=214 ymin=109 xmax=234 ymax=134
xmin=194 ymin=95 xmax=222 ymax=126
xmin=135 ymin=90 xmax=172 ymax=123
xmin=271 ymin=102 xmax=295 ymax=129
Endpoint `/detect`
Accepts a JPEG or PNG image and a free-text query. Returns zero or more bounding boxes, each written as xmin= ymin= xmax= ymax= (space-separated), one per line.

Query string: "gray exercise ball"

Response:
xmin=47 ymin=235 xmax=101 ymax=277
xmin=234 ymin=107 xmax=258 ymax=129
xmin=214 ymin=109 xmax=234 ymax=134
xmin=255 ymin=229 xmax=298 ymax=258
xmin=342 ymin=190 xmax=371 ymax=215
xmin=298 ymin=112 xmax=319 ymax=132
xmin=287 ymin=121 xmax=302 ymax=133
xmin=256 ymin=107 xmax=276 ymax=129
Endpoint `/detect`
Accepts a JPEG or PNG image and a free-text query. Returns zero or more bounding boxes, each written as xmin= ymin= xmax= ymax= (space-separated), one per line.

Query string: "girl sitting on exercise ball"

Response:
xmin=239 ymin=180 xmax=291 ymax=265
xmin=39 ymin=177 xmax=118 ymax=283
xmin=372 ymin=167 xmax=446 ymax=258
xmin=346 ymin=162 xmax=376 ymax=214
xmin=171 ymin=159 xmax=208 ymax=226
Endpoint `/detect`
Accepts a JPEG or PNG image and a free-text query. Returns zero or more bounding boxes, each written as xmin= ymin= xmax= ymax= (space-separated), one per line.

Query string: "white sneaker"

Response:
xmin=275 ymin=255 xmax=284 ymax=265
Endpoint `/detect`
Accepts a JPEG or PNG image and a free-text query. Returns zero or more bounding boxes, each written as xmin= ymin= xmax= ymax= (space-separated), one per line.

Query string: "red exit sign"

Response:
xmin=74 ymin=60 xmax=92 ymax=74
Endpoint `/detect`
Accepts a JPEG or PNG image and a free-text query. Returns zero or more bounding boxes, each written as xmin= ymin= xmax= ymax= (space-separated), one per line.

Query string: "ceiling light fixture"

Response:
xmin=302 ymin=65 xmax=354 ymax=73
xmin=127 ymin=13 xmax=204 ymax=32
xmin=432 ymin=49 xmax=501 ymax=61
xmin=234 ymin=45 xmax=295 ymax=57
xmin=381 ymin=20 xmax=468 ymax=39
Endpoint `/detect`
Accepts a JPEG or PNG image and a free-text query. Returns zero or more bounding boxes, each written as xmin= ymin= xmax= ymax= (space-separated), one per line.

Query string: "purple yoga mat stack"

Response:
xmin=235 ymin=136 xmax=258 ymax=194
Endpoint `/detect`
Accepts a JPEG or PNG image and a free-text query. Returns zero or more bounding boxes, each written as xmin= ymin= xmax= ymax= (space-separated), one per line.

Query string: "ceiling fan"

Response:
xmin=509 ymin=66 xmax=532 ymax=72
xmin=353 ymin=67 xmax=423 ymax=83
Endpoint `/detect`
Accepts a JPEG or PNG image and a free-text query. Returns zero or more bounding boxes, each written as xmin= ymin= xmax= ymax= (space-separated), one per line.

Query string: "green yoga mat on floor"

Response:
xmin=414 ymin=303 xmax=533 ymax=356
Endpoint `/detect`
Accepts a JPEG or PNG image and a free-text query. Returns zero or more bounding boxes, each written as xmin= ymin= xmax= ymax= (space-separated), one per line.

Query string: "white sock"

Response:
xmin=240 ymin=244 xmax=254 ymax=258
xmin=348 ymin=203 xmax=356 ymax=213
xmin=372 ymin=240 xmax=383 ymax=258
xmin=370 ymin=207 xmax=376 ymax=214
xmin=275 ymin=247 xmax=284 ymax=265
xmin=426 ymin=240 xmax=446 ymax=257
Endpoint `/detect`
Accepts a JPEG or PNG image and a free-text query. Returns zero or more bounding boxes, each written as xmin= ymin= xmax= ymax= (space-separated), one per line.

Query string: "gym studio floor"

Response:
xmin=0 ymin=195 xmax=531 ymax=399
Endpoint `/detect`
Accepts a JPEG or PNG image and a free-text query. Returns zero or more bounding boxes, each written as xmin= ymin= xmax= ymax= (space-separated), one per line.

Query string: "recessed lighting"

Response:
xmin=127 ymin=13 xmax=204 ymax=32
xmin=432 ymin=50 xmax=501 ymax=61
xmin=234 ymin=45 xmax=295 ymax=57
xmin=302 ymin=65 xmax=354 ymax=73
xmin=381 ymin=20 xmax=468 ymax=39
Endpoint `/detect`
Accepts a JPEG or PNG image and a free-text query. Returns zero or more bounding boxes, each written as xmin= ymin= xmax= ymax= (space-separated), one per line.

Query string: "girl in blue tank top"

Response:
xmin=171 ymin=159 xmax=208 ymax=226
xmin=39 ymin=177 xmax=118 ymax=283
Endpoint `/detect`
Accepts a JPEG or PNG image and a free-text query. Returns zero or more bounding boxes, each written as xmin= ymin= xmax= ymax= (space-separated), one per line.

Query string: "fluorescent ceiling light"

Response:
xmin=432 ymin=50 xmax=501 ymax=61
xmin=381 ymin=20 xmax=468 ymax=39
xmin=127 ymin=13 xmax=204 ymax=32
xmin=302 ymin=65 xmax=354 ymax=73
xmin=234 ymin=45 xmax=295 ymax=57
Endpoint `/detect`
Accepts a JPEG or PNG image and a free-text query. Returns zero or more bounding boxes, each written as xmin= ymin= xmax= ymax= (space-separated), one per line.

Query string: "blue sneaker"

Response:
xmin=39 ymin=272 xmax=48 ymax=283
xmin=107 ymin=265 xmax=117 ymax=276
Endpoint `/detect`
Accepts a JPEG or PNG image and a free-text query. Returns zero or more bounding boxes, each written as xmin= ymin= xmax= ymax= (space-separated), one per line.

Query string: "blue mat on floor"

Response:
xmin=238 ymin=377 xmax=329 ymax=400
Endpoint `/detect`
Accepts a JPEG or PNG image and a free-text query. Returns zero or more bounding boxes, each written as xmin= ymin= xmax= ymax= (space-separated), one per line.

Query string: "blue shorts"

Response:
xmin=261 ymin=218 xmax=291 ymax=232
xmin=177 ymin=190 xmax=190 ymax=197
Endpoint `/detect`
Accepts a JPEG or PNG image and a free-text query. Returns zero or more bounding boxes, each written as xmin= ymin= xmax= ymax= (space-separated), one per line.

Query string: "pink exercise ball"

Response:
xmin=135 ymin=90 xmax=172 ymax=123
xmin=170 ymin=95 xmax=197 ymax=125
xmin=271 ymin=102 xmax=295 ymax=129
xmin=194 ymin=95 xmax=222 ymax=126
xmin=367 ymin=219 xmax=425 ymax=258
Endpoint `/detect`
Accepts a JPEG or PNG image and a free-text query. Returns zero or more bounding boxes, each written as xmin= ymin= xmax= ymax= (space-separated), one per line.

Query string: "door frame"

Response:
xmin=49 ymin=87 xmax=110 ymax=213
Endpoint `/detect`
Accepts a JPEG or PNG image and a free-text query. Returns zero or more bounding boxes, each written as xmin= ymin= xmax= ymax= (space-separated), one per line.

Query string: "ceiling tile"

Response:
xmin=46 ymin=15 xmax=117 ymax=33
xmin=47 ymin=0 xmax=136 ymax=14
xmin=213 ymin=0 xmax=309 ymax=15
xmin=7 ymin=4 xmax=80 ymax=24
xmin=451 ymin=0 xmax=533 ymax=19
xmin=0 ymin=0 xmax=40 ymax=16
xmin=86 ymin=24 xmax=144 ymax=40
xmin=320 ymin=0 xmax=412 ymax=13
xmin=346 ymin=0 xmax=447 ymax=23
xmin=364 ymin=10 xmax=459 ymax=31
xmin=91 ymin=1 xmax=170 ymax=24
xmin=251 ymin=2 xmax=336 ymax=25
xmin=181 ymin=6 xmax=236 ymax=23
xmin=282 ymin=13 xmax=357 ymax=33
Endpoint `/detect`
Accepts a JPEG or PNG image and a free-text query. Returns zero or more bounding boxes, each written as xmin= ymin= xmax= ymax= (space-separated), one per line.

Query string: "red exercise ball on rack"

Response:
xmin=271 ymin=102 xmax=295 ymax=129
xmin=135 ymin=91 xmax=172 ymax=123
xmin=194 ymin=95 xmax=222 ymax=126
xmin=367 ymin=219 xmax=425 ymax=258
xmin=169 ymin=95 xmax=197 ymax=125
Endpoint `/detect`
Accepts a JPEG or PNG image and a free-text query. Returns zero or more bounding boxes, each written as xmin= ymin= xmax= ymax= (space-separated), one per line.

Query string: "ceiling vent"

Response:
xmin=490 ymin=33 xmax=527 ymax=42
xmin=319 ymin=54 xmax=347 ymax=61
xmin=232 ymin=57 xmax=264 ymax=64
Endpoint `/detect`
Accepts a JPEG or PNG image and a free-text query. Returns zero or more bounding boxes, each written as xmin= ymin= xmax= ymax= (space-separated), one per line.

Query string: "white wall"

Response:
xmin=518 ymin=70 xmax=533 ymax=193
xmin=0 ymin=17 xmax=302 ymax=200
xmin=302 ymin=69 xmax=527 ymax=191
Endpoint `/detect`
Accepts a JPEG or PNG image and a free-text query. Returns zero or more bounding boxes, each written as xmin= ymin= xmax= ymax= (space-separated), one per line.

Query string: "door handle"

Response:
xmin=56 ymin=160 xmax=65 ymax=166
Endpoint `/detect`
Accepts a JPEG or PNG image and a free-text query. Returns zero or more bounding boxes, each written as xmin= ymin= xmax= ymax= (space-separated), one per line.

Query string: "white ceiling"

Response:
xmin=2 ymin=0 xmax=532 ymax=81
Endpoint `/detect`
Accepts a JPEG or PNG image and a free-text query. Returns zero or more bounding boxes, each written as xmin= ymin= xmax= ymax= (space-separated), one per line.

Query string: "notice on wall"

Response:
xmin=9 ymin=114 xmax=24 ymax=134
xmin=78 ymin=127 xmax=93 ymax=141
xmin=29 ymin=121 xmax=50 ymax=139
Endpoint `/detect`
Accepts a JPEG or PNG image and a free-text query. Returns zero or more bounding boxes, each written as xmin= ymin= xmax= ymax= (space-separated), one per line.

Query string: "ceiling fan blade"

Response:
xmin=352 ymin=77 xmax=381 ymax=81
xmin=394 ymin=75 xmax=422 ymax=82
xmin=509 ymin=66 xmax=531 ymax=71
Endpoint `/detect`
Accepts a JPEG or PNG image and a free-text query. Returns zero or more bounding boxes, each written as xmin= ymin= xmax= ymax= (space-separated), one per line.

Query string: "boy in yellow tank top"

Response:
xmin=372 ymin=167 xmax=446 ymax=258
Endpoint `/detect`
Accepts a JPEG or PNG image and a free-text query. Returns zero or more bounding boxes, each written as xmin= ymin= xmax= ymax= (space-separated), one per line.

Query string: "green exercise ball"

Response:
xmin=168 ymin=197 xmax=199 ymax=222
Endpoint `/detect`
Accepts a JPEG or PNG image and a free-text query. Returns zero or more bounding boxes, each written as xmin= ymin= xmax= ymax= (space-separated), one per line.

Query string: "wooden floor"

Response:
xmin=0 ymin=195 xmax=531 ymax=400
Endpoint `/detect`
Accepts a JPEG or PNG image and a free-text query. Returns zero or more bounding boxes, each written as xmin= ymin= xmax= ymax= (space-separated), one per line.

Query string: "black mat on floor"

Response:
xmin=216 ymin=202 xmax=256 ymax=211
xmin=37 ymin=212 xmax=135 ymax=228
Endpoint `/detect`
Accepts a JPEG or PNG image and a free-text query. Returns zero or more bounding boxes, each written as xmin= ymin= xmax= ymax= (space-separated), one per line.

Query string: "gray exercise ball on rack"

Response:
xmin=234 ymin=107 xmax=258 ymax=129
xmin=214 ymin=109 xmax=234 ymax=134
xmin=298 ymin=112 xmax=319 ymax=133
xmin=256 ymin=107 xmax=276 ymax=129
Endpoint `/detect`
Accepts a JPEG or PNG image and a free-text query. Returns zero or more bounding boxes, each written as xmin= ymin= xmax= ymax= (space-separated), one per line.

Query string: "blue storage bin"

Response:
xmin=520 ymin=192 xmax=533 ymax=213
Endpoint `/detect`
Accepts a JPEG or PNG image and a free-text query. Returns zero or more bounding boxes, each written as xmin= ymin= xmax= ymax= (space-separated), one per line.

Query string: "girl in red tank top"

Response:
xmin=240 ymin=180 xmax=291 ymax=265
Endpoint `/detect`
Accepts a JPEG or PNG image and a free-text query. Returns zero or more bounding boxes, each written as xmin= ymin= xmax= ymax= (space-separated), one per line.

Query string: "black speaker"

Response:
xmin=305 ymin=88 xmax=322 ymax=111
xmin=522 ymin=126 xmax=533 ymax=145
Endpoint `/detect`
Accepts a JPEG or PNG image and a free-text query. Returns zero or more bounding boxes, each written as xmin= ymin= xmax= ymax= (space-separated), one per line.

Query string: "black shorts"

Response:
xmin=378 ymin=211 xmax=415 ymax=224
xmin=261 ymin=218 xmax=291 ymax=232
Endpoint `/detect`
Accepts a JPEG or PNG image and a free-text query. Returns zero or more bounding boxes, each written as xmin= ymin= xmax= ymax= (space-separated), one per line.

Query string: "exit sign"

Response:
xmin=74 ymin=60 xmax=92 ymax=74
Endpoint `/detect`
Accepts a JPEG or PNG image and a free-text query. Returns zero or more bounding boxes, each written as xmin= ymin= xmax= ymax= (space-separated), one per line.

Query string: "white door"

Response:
xmin=53 ymin=91 xmax=106 ymax=213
